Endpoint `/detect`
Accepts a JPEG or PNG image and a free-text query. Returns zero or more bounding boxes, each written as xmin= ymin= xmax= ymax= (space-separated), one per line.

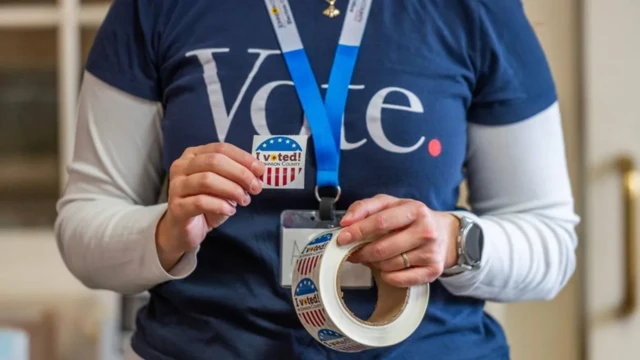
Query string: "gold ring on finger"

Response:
xmin=401 ymin=252 xmax=411 ymax=269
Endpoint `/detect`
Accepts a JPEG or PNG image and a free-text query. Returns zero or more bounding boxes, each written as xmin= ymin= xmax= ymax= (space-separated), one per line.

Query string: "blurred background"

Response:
xmin=0 ymin=0 xmax=638 ymax=359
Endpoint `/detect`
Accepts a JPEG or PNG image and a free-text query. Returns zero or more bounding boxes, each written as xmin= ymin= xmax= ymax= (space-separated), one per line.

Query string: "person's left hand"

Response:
xmin=337 ymin=194 xmax=461 ymax=288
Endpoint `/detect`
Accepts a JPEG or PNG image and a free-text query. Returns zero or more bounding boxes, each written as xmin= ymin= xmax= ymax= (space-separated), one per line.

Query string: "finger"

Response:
xmin=338 ymin=201 xmax=419 ymax=246
xmin=172 ymin=143 xmax=260 ymax=180
xmin=203 ymin=212 xmax=231 ymax=230
xmin=340 ymin=194 xmax=401 ymax=226
xmin=172 ymin=172 xmax=252 ymax=206
xmin=346 ymin=227 xmax=425 ymax=263
xmin=183 ymin=153 xmax=262 ymax=195
xmin=189 ymin=143 xmax=266 ymax=177
xmin=168 ymin=158 xmax=189 ymax=180
xmin=371 ymin=245 xmax=435 ymax=272
xmin=181 ymin=153 xmax=263 ymax=195
xmin=170 ymin=195 xmax=236 ymax=221
xmin=380 ymin=264 xmax=444 ymax=288
xmin=214 ymin=144 xmax=266 ymax=178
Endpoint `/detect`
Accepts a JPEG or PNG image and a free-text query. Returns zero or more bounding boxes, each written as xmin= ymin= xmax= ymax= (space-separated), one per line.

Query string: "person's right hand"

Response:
xmin=155 ymin=143 xmax=265 ymax=271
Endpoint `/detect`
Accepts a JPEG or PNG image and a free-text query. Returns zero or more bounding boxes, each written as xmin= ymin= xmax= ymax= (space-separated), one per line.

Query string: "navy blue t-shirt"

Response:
xmin=86 ymin=1 xmax=556 ymax=359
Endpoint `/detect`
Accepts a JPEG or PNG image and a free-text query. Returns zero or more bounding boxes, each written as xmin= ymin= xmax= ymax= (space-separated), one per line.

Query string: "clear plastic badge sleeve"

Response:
xmin=291 ymin=228 xmax=430 ymax=353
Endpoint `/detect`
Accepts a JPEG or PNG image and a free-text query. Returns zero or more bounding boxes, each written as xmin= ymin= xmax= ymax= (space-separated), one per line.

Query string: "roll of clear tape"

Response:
xmin=291 ymin=228 xmax=430 ymax=353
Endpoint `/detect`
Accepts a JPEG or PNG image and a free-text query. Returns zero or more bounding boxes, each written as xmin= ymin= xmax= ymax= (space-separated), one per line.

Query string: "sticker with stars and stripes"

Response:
xmin=293 ymin=278 xmax=326 ymax=328
xmin=295 ymin=233 xmax=333 ymax=276
xmin=252 ymin=135 xmax=307 ymax=189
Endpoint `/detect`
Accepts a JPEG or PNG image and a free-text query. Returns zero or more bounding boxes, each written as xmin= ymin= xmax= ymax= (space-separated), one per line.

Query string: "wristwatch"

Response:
xmin=442 ymin=215 xmax=484 ymax=276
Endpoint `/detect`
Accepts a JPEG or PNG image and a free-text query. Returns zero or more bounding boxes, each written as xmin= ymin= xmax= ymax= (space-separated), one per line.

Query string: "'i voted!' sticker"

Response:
xmin=293 ymin=278 xmax=326 ymax=329
xmin=252 ymin=135 xmax=308 ymax=189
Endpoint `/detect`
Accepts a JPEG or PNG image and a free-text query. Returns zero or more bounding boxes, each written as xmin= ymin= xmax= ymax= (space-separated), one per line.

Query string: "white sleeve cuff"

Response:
xmin=141 ymin=204 xmax=198 ymax=285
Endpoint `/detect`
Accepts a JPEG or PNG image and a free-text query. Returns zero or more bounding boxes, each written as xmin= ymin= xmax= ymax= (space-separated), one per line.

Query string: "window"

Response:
xmin=0 ymin=29 xmax=58 ymax=227
xmin=0 ymin=1 xmax=107 ymax=229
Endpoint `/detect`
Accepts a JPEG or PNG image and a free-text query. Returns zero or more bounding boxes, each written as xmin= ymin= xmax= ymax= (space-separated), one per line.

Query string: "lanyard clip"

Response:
xmin=315 ymin=185 xmax=342 ymax=222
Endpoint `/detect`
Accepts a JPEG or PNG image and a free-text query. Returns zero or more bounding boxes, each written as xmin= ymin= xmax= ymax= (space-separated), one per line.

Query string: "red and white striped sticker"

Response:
xmin=292 ymin=231 xmax=373 ymax=353
xmin=252 ymin=135 xmax=308 ymax=190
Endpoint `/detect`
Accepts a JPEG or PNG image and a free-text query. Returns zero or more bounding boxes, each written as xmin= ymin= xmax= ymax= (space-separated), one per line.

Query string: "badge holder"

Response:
xmin=279 ymin=186 xmax=373 ymax=289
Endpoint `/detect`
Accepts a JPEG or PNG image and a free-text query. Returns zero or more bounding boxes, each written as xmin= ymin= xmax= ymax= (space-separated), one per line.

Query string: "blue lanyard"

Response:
xmin=264 ymin=0 xmax=372 ymax=204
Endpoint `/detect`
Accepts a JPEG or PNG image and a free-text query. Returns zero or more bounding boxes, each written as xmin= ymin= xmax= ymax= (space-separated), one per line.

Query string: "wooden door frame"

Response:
xmin=576 ymin=0 xmax=587 ymax=358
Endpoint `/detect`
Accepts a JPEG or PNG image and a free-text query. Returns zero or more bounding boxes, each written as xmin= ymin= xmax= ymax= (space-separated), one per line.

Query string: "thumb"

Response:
xmin=204 ymin=199 xmax=236 ymax=230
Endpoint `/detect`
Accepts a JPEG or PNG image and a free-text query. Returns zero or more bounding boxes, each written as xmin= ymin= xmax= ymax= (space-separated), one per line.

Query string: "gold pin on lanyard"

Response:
xmin=323 ymin=0 xmax=340 ymax=18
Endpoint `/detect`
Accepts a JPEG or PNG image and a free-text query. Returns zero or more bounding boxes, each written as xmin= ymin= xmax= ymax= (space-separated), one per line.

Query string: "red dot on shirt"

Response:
xmin=428 ymin=139 xmax=442 ymax=157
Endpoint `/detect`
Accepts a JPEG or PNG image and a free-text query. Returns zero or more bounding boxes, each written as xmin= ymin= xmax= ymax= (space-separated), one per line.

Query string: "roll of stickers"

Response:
xmin=291 ymin=228 xmax=430 ymax=353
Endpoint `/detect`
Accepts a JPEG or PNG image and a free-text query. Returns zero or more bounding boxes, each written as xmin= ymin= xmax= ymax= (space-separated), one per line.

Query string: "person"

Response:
xmin=55 ymin=0 xmax=580 ymax=359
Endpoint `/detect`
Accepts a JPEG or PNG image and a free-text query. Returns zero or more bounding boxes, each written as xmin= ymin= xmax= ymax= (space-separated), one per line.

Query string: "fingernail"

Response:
xmin=342 ymin=212 xmax=353 ymax=221
xmin=227 ymin=207 xmax=237 ymax=216
xmin=242 ymin=194 xmax=251 ymax=206
xmin=338 ymin=231 xmax=352 ymax=246
xmin=250 ymin=179 xmax=261 ymax=193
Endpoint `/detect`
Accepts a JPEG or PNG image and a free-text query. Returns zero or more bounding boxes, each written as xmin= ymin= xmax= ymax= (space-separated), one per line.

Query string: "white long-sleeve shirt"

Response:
xmin=55 ymin=72 xmax=580 ymax=301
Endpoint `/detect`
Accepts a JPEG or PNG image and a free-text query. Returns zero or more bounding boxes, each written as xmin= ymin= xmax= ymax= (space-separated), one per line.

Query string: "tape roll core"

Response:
xmin=336 ymin=246 xmax=410 ymax=327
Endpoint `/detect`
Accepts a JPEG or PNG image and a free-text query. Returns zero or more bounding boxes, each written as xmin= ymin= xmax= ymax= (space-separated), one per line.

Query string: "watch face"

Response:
xmin=465 ymin=223 xmax=484 ymax=264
